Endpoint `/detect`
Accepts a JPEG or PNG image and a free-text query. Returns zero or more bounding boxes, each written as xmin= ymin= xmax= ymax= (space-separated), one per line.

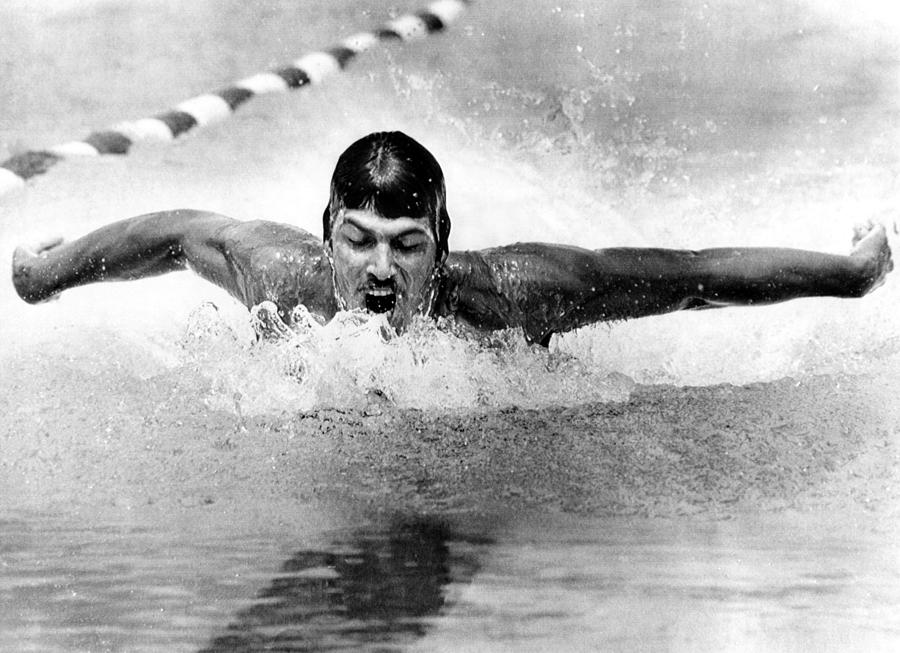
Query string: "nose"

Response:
xmin=367 ymin=243 xmax=396 ymax=280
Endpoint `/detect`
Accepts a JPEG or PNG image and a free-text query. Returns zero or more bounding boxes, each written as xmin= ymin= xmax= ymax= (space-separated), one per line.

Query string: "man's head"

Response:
xmin=323 ymin=132 xmax=451 ymax=330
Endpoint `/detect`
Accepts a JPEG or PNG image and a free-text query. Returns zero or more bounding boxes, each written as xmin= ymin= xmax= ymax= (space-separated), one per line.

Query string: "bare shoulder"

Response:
xmin=440 ymin=247 xmax=550 ymax=334
xmin=209 ymin=218 xmax=318 ymax=247
xmin=445 ymin=243 xmax=593 ymax=287
xmin=187 ymin=217 xmax=322 ymax=264
xmin=210 ymin=219 xmax=335 ymax=317
xmin=440 ymin=244 xmax=612 ymax=344
xmin=157 ymin=210 xmax=317 ymax=249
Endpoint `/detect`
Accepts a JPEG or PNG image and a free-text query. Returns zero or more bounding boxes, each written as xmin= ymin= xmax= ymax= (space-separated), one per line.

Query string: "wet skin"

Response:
xmin=10 ymin=210 xmax=894 ymax=346
xmin=330 ymin=209 xmax=440 ymax=332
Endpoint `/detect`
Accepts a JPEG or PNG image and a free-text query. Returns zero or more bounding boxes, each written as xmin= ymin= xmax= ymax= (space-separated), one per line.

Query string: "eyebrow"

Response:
xmin=342 ymin=216 xmax=431 ymax=239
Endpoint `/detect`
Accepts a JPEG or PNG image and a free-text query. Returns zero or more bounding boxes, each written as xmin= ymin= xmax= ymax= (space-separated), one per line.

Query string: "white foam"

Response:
xmin=178 ymin=308 xmax=633 ymax=415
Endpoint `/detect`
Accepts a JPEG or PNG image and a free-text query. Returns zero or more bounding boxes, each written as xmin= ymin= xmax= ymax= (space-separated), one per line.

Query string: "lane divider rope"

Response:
xmin=0 ymin=0 xmax=470 ymax=197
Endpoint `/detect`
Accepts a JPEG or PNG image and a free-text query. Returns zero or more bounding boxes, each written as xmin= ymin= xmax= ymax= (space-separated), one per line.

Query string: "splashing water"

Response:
xmin=1 ymin=6 xmax=900 ymax=652
xmin=0 ymin=0 xmax=898 ymax=414
xmin=178 ymin=302 xmax=633 ymax=416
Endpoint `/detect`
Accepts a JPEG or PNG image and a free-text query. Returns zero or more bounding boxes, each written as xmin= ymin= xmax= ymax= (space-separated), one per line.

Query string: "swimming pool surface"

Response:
xmin=1 ymin=1 xmax=899 ymax=650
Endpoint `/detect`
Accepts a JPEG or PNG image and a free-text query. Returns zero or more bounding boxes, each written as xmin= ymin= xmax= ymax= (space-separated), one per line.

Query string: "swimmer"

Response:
xmin=11 ymin=131 xmax=894 ymax=346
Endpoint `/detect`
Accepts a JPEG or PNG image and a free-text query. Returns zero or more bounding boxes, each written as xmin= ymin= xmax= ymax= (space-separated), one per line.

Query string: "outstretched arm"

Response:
xmin=12 ymin=209 xmax=334 ymax=319
xmin=13 ymin=210 xmax=230 ymax=302
xmin=450 ymin=223 xmax=893 ymax=345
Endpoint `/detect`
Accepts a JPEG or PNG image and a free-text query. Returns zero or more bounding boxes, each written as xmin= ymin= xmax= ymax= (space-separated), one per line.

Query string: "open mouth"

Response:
xmin=364 ymin=288 xmax=396 ymax=314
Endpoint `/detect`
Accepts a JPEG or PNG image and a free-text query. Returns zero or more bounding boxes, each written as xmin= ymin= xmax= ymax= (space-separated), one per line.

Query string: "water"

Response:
xmin=1 ymin=0 xmax=900 ymax=650
xmin=4 ymin=513 xmax=898 ymax=652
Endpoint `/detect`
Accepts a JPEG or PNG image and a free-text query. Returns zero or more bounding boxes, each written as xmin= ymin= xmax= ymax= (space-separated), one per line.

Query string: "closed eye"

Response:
xmin=394 ymin=236 xmax=428 ymax=252
xmin=342 ymin=230 xmax=375 ymax=249
xmin=339 ymin=223 xmax=374 ymax=248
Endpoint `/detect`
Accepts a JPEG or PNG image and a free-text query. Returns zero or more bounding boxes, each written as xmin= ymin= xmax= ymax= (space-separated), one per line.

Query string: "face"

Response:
xmin=329 ymin=208 xmax=439 ymax=331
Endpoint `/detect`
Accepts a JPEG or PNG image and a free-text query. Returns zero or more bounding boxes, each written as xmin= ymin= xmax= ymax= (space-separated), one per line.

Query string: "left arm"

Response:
xmin=448 ymin=224 xmax=892 ymax=345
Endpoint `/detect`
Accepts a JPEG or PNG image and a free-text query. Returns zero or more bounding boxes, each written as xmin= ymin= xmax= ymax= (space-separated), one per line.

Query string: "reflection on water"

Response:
xmin=0 ymin=514 xmax=486 ymax=653
xmin=1 ymin=0 xmax=899 ymax=650
xmin=200 ymin=518 xmax=484 ymax=653
xmin=3 ymin=511 xmax=899 ymax=652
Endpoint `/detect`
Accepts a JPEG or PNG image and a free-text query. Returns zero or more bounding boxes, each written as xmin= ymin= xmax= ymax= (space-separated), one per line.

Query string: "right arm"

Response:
xmin=13 ymin=210 xmax=243 ymax=303
xmin=11 ymin=209 xmax=335 ymax=319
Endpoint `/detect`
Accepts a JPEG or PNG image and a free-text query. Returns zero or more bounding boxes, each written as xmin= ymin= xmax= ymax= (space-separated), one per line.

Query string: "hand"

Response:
xmin=12 ymin=236 xmax=66 ymax=303
xmin=850 ymin=221 xmax=893 ymax=296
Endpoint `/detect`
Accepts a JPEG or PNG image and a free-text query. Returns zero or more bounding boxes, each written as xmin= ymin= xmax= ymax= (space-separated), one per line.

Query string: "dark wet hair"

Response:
xmin=323 ymin=131 xmax=451 ymax=262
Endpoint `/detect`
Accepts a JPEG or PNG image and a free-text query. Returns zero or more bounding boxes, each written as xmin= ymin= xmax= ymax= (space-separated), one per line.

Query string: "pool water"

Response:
xmin=1 ymin=1 xmax=899 ymax=650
